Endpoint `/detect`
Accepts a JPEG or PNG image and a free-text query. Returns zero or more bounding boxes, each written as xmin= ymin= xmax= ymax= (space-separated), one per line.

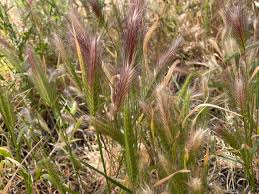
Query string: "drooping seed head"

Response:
xmin=157 ymin=36 xmax=184 ymax=72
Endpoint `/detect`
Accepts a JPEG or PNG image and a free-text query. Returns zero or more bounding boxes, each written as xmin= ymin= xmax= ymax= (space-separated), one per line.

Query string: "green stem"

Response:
xmin=53 ymin=107 xmax=84 ymax=191
xmin=96 ymin=130 xmax=112 ymax=193
xmin=80 ymin=160 xmax=133 ymax=193
xmin=123 ymin=100 xmax=138 ymax=187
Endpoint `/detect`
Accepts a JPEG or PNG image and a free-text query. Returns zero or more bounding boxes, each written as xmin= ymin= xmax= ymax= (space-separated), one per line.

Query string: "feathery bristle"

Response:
xmin=68 ymin=9 xmax=101 ymax=89
xmin=26 ymin=47 xmax=37 ymax=71
xmin=155 ymin=86 xmax=172 ymax=138
xmin=0 ymin=37 xmax=12 ymax=50
xmin=185 ymin=128 xmax=207 ymax=153
xmin=121 ymin=0 xmax=144 ymax=65
xmin=68 ymin=9 xmax=91 ymax=62
xmin=52 ymin=33 xmax=69 ymax=63
xmin=157 ymin=36 xmax=184 ymax=71
xmin=139 ymin=101 xmax=152 ymax=118
xmin=88 ymin=35 xmax=101 ymax=89
xmin=110 ymin=65 xmax=135 ymax=116
xmin=224 ymin=3 xmax=248 ymax=46
xmin=234 ymin=72 xmax=246 ymax=109
xmin=88 ymin=0 xmax=104 ymax=20
xmin=188 ymin=177 xmax=202 ymax=194
xmin=137 ymin=184 xmax=154 ymax=194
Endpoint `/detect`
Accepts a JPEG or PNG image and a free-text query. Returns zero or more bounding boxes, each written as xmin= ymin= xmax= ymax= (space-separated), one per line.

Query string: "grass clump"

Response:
xmin=0 ymin=0 xmax=258 ymax=194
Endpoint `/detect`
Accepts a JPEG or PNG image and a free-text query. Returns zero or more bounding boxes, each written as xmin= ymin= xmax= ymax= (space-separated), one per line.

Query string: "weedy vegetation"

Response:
xmin=0 ymin=0 xmax=258 ymax=193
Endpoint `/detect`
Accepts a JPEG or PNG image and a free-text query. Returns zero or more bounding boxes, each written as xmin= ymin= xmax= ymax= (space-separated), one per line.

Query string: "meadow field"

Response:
xmin=0 ymin=0 xmax=258 ymax=193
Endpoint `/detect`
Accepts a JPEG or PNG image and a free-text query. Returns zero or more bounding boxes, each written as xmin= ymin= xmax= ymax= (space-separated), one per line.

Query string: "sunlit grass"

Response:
xmin=0 ymin=0 xmax=258 ymax=194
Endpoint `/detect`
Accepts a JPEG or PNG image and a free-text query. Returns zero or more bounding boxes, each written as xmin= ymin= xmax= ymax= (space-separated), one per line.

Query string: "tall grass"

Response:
xmin=216 ymin=3 xmax=259 ymax=192
xmin=0 ymin=0 xmax=258 ymax=193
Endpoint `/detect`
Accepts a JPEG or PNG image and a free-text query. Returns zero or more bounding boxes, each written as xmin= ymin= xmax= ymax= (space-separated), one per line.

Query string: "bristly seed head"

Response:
xmin=88 ymin=35 xmax=101 ymax=89
xmin=109 ymin=65 xmax=135 ymax=118
xmin=234 ymin=72 xmax=246 ymax=109
xmin=224 ymin=3 xmax=248 ymax=46
xmin=155 ymin=87 xmax=172 ymax=137
xmin=121 ymin=0 xmax=144 ymax=65
xmin=137 ymin=184 xmax=154 ymax=194
xmin=185 ymin=128 xmax=207 ymax=153
xmin=157 ymin=36 xmax=184 ymax=72
xmin=0 ymin=37 xmax=12 ymax=50
xmin=26 ymin=47 xmax=37 ymax=72
xmin=68 ymin=9 xmax=101 ymax=89
xmin=188 ymin=177 xmax=202 ymax=194
xmin=68 ymin=9 xmax=91 ymax=62
xmin=88 ymin=0 xmax=104 ymax=21
xmin=52 ymin=33 xmax=69 ymax=63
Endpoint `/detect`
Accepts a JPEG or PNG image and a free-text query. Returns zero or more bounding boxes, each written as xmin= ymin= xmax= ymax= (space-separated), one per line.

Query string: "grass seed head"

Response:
xmin=26 ymin=47 xmax=37 ymax=71
xmin=88 ymin=0 xmax=104 ymax=20
xmin=121 ymin=0 xmax=144 ymax=65
xmin=234 ymin=72 xmax=246 ymax=109
xmin=88 ymin=35 xmax=101 ymax=89
xmin=224 ymin=3 xmax=248 ymax=46
xmin=110 ymin=65 xmax=135 ymax=117
xmin=188 ymin=177 xmax=202 ymax=194
xmin=68 ymin=9 xmax=101 ymax=89
xmin=137 ymin=185 xmax=154 ymax=194
xmin=185 ymin=128 xmax=207 ymax=153
xmin=68 ymin=9 xmax=91 ymax=62
xmin=157 ymin=36 xmax=184 ymax=72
